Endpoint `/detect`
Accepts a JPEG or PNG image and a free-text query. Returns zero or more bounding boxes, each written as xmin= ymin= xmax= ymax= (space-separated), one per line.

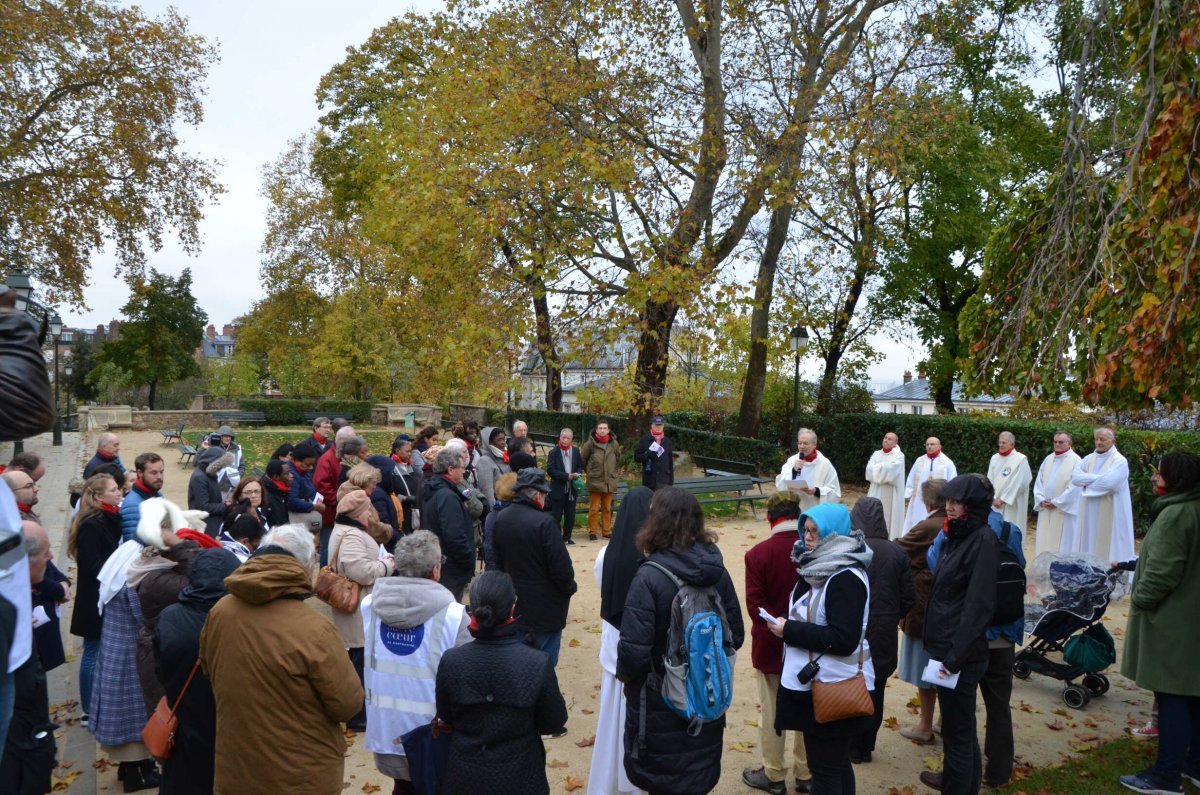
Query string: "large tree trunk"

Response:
xmin=736 ymin=202 xmax=793 ymax=436
xmin=631 ymin=299 xmax=679 ymax=433
xmin=815 ymin=213 xmax=874 ymax=414
xmin=528 ymin=279 xmax=562 ymax=412
xmin=147 ymin=379 xmax=157 ymax=410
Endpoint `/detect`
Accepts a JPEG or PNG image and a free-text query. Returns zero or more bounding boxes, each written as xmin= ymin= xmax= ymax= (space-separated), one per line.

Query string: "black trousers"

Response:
xmin=978 ymin=645 xmax=1015 ymax=786
xmin=348 ymin=647 xmax=366 ymax=727
xmin=936 ymin=659 xmax=988 ymax=795
xmin=549 ymin=494 xmax=577 ymax=541
xmin=805 ymin=732 xmax=855 ymax=795
xmin=849 ymin=673 xmax=891 ymax=755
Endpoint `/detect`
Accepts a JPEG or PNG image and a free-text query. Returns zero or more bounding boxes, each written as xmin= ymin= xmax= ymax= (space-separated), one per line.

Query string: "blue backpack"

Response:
xmin=645 ymin=561 xmax=735 ymax=734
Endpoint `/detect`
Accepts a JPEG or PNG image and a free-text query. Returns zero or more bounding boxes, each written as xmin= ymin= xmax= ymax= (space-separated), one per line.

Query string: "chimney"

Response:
xmin=108 ymin=319 xmax=120 ymax=340
xmin=903 ymin=370 xmax=912 ymax=384
xmin=917 ymin=370 xmax=926 ymax=380
xmin=222 ymin=324 xmax=234 ymax=337
xmin=206 ymin=324 xmax=216 ymax=340
xmin=95 ymin=324 xmax=106 ymax=341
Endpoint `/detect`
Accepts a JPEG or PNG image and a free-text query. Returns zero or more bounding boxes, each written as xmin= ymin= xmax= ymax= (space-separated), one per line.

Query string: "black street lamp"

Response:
xmin=790 ymin=324 xmax=809 ymax=441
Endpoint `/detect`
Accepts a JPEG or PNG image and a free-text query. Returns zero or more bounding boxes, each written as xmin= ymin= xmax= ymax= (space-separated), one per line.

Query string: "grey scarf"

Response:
xmin=793 ymin=531 xmax=873 ymax=588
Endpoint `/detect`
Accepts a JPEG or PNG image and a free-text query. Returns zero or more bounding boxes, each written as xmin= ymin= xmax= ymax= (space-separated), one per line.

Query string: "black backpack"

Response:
xmin=992 ymin=522 xmax=1026 ymax=625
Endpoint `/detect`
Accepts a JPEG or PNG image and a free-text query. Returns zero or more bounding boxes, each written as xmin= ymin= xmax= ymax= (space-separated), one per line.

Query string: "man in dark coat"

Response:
xmin=187 ymin=448 xmax=231 ymax=536
xmin=633 ymin=416 xmax=674 ymax=490
xmin=493 ymin=468 xmax=577 ymax=668
xmin=83 ymin=433 xmax=125 ymax=478
xmin=849 ymin=496 xmax=915 ymax=764
xmin=260 ymin=459 xmax=291 ymax=528
xmin=421 ymin=447 xmax=476 ymax=601
xmin=545 ymin=428 xmax=584 ymax=545
xmin=153 ymin=548 xmax=241 ymax=795
xmin=922 ymin=475 xmax=999 ymax=794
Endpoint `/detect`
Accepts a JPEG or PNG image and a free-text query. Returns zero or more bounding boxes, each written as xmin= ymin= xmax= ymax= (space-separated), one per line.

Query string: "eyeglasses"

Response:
xmin=11 ymin=482 xmax=37 ymax=492
xmin=440 ymin=555 xmax=447 ymax=566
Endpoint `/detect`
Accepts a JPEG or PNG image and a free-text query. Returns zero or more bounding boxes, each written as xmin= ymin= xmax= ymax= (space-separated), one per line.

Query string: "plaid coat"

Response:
xmin=90 ymin=585 xmax=150 ymax=746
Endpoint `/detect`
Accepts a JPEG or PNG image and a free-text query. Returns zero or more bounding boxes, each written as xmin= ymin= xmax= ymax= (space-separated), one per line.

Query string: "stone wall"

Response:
xmin=131 ymin=410 xmax=218 ymax=436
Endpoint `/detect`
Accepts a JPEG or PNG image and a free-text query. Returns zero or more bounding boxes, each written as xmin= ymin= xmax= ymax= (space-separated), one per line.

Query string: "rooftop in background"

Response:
xmin=872 ymin=371 xmax=1014 ymax=415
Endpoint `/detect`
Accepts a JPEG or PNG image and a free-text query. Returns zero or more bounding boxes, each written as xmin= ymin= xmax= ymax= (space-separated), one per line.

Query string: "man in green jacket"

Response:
xmin=580 ymin=422 xmax=622 ymax=541
xmin=1119 ymin=451 xmax=1200 ymax=795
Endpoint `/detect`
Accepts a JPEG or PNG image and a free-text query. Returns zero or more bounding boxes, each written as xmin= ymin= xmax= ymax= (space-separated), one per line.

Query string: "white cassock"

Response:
xmin=987 ymin=451 xmax=1032 ymax=530
xmin=776 ymin=450 xmax=841 ymax=512
xmin=865 ymin=447 xmax=906 ymax=539
xmin=1032 ymin=450 xmax=1081 ymax=557
xmin=1062 ymin=447 xmax=1136 ymax=563
xmin=903 ymin=453 xmax=958 ymax=533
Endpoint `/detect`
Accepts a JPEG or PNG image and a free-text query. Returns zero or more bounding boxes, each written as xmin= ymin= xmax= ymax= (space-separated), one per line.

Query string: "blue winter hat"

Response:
xmin=800 ymin=503 xmax=852 ymax=541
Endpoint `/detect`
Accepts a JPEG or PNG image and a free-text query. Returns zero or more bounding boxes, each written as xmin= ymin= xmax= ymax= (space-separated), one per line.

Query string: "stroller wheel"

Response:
xmin=1063 ymin=684 xmax=1091 ymax=709
xmin=1012 ymin=660 xmax=1032 ymax=680
xmin=1082 ymin=673 xmax=1109 ymax=697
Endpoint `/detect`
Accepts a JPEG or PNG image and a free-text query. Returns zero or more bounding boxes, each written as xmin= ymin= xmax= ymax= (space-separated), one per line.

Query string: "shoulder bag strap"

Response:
xmin=807 ymin=573 xmax=864 ymax=672
xmin=168 ymin=658 xmax=203 ymax=717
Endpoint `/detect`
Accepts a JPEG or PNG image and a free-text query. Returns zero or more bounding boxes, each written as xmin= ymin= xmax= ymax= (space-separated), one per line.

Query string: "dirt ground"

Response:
xmin=79 ymin=431 xmax=1151 ymax=794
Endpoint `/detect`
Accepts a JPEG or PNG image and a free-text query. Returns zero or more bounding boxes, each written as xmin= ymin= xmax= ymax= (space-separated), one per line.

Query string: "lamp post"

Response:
xmin=64 ymin=362 xmax=73 ymax=431
xmin=50 ymin=313 xmax=63 ymax=446
xmin=789 ymin=324 xmax=809 ymax=441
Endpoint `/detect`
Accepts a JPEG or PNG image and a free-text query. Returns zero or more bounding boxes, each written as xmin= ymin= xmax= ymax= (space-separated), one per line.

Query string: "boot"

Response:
xmin=122 ymin=759 xmax=160 ymax=793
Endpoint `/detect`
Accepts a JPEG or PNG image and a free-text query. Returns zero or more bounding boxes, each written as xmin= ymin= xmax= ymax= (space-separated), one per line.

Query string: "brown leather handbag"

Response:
xmin=142 ymin=659 xmax=201 ymax=759
xmin=313 ymin=531 xmax=360 ymax=613
xmin=807 ymin=582 xmax=875 ymax=724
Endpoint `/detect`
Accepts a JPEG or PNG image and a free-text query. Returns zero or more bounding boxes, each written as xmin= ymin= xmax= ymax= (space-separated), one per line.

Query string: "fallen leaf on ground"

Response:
xmin=548 ymin=759 xmax=569 ymax=769
xmin=1018 ymin=701 xmax=1039 ymax=713
xmin=1075 ymin=733 xmax=1100 ymax=742
xmin=727 ymin=741 xmax=755 ymax=753
xmin=51 ymin=771 xmax=82 ymax=791
xmin=1045 ymin=719 xmax=1065 ymax=731
xmin=575 ymin=735 xmax=595 ymax=748
xmin=581 ymin=708 xmax=594 ymax=715
xmin=887 ymin=786 xmax=916 ymax=795
xmin=923 ymin=755 xmax=942 ymax=772
xmin=743 ymin=719 xmax=759 ymax=727
xmin=568 ymin=639 xmax=581 ymax=647
xmin=883 ymin=716 xmax=899 ymax=729
xmin=361 ymin=785 xmax=381 ymax=794
xmin=1053 ymin=708 xmax=1070 ymax=717
xmin=565 ymin=775 xmax=584 ymax=791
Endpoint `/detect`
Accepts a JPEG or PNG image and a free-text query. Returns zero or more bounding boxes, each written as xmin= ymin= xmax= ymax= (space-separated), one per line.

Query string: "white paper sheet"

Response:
xmin=923 ymin=659 xmax=961 ymax=689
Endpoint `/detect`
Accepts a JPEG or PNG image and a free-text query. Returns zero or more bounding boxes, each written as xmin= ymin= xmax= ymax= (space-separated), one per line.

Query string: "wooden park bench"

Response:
xmin=212 ymin=411 xmax=267 ymax=427
xmin=692 ymin=454 xmax=771 ymax=492
xmin=160 ymin=420 xmax=185 ymax=446
xmin=529 ymin=432 xmax=559 ymax=457
xmin=576 ymin=474 xmax=768 ymax=519
xmin=177 ymin=442 xmax=197 ymax=467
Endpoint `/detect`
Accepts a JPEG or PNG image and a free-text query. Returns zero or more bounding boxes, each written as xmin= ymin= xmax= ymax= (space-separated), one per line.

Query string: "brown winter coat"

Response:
xmin=581 ymin=432 xmax=623 ymax=493
xmin=896 ymin=509 xmax=945 ymax=639
xmin=200 ymin=551 xmax=363 ymax=795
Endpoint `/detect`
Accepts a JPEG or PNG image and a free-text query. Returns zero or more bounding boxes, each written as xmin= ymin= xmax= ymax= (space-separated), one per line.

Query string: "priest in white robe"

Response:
xmin=1032 ymin=431 xmax=1081 ymax=557
xmin=987 ymin=431 xmax=1032 ymax=530
xmin=1062 ymin=427 xmax=1136 ymax=563
xmin=902 ymin=437 xmax=957 ymax=533
xmin=865 ymin=431 xmax=906 ymax=538
xmin=775 ymin=428 xmax=841 ymax=512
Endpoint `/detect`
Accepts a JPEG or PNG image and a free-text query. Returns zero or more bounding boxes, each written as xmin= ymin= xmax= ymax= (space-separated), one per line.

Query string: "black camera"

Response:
xmin=798 ymin=659 xmax=821 ymax=685
xmin=208 ymin=432 xmax=223 ymax=446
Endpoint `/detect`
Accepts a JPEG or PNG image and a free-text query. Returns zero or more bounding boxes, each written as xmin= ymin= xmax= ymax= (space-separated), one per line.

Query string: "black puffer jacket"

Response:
xmin=421 ymin=475 xmax=475 ymax=583
xmin=616 ymin=543 xmax=745 ymax=795
xmin=493 ymin=496 xmax=577 ymax=634
xmin=633 ymin=433 xmax=675 ymax=490
xmin=435 ymin=625 xmax=568 ymax=795
xmin=852 ymin=497 xmax=915 ymax=678
xmin=923 ymin=475 xmax=998 ymax=677
xmin=153 ymin=549 xmax=241 ymax=795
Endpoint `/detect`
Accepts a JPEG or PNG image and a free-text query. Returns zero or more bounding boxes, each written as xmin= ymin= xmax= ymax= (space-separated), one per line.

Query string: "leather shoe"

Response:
xmin=741 ymin=767 xmax=786 ymax=795
xmin=795 ymin=778 xmax=812 ymax=793
xmin=919 ymin=771 xmax=943 ymax=791
xmin=901 ymin=725 xmax=935 ymax=744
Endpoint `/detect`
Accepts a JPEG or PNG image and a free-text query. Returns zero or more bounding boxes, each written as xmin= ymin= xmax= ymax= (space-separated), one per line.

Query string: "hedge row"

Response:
xmin=504 ymin=408 xmax=1200 ymax=533
xmin=238 ymin=399 xmax=374 ymax=425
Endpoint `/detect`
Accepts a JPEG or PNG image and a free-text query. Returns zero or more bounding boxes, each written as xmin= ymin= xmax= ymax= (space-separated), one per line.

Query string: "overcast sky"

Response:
xmin=61 ymin=0 xmax=924 ymax=390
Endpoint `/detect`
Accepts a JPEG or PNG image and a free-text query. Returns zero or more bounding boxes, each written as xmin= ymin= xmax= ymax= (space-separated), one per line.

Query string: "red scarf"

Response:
xmin=1154 ymin=484 xmax=1168 ymax=495
xmin=769 ymin=516 xmax=796 ymax=530
xmin=650 ymin=429 xmax=664 ymax=442
xmin=312 ymin=433 xmax=326 ymax=445
xmin=270 ymin=478 xmax=290 ymax=492
xmin=135 ymin=478 xmax=159 ymax=496
xmin=799 ymin=450 xmax=818 ymax=463
xmin=391 ymin=453 xmax=405 ymax=465
xmin=178 ymin=528 xmax=222 ymax=548
xmin=559 ymin=443 xmax=573 ymax=453
xmin=16 ymin=502 xmax=33 ymax=514
xmin=998 ymin=448 xmax=1013 ymax=456
xmin=100 ymin=502 xmax=121 ymax=515
xmin=882 ymin=447 xmax=894 ymax=453
xmin=1054 ymin=448 xmax=1071 ymax=456
xmin=98 ymin=450 xmax=116 ymax=461
xmin=927 ymin=451 xmax=941 ymax=460
xmin=502 ymin=450 xmax=510 ymax=464
xmin=468 ymin=613 xmax=516 ymax=632
xmin=595 ymin=433 xmax=610 ymax=443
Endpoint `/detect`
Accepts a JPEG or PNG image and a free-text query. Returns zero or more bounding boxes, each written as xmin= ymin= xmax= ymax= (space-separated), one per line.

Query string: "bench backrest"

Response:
xmin=692 ymin=455 xmax=758 ymax=477
xmin=672 ymin=475 xmax=757 ymax=494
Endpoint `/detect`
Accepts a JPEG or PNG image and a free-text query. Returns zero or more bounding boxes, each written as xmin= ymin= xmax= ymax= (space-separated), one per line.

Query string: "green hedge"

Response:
xmin=239 ymin=399 xmax=374 ymax=425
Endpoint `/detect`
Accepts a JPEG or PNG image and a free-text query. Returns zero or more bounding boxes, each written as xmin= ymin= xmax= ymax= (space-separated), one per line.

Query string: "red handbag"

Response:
xmin=142 ymin=659 xmax=201 ymax=760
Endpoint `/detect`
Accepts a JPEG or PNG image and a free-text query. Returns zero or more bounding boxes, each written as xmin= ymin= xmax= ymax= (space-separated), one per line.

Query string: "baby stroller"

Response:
xmin=1013 ymin=554 xmax=1127 ymax=709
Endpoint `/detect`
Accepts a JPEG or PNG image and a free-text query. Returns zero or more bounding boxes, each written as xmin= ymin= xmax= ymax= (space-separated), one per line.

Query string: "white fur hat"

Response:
xmin=136 ymin=497 xmax=208 ymax=550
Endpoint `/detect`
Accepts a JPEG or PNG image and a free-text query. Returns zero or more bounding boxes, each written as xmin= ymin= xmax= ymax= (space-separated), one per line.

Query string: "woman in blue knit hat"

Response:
xmin=769 ymin=502 xmax=874 ymax=795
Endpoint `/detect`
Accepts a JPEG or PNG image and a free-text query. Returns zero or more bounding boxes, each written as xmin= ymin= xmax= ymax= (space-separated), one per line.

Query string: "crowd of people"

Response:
xmin=0 ymin=417 xmax=1196 ymax=795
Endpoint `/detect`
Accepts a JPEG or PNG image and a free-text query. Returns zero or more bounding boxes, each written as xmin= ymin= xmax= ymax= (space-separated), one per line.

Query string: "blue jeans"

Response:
xmin=1151 ymin=692 xmax=1200 ymax=785
xmin=0 ymin=670 xmax=13 ymax=752
xmin=80 ymin=637 xmax=101 ymax=715
xmin=526 ymin=631 xmax=562 ymax=668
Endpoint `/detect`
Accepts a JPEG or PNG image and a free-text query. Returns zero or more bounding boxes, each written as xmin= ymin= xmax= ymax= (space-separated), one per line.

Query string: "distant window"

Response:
xmin=892 ymin=404 xmax=899 ymax=413
xmin=912 ymin=405 xmax=923 ymax=415
xmin=61 ymin=331 xmax=73 ymax=342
